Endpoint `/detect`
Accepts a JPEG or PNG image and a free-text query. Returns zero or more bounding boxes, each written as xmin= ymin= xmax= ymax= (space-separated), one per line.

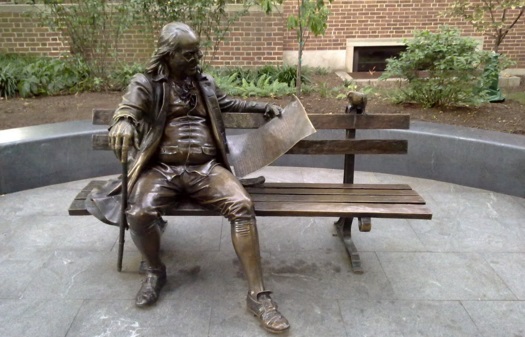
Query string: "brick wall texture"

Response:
xmin=1 ymin=1 xmax=524 ymax=68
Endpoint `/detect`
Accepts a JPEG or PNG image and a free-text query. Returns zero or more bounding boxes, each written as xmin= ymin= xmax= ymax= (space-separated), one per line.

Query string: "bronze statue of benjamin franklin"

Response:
xmin=87 ymin=22 xmax=290 ymax=333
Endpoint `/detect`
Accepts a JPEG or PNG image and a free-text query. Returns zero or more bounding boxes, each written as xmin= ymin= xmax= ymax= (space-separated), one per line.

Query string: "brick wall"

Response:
xmin=0 ymin=10 xmax=67 ymax=57
xmin=1 ymin=1 xmax=524 ymax=68
xmin=282 ymin=0 xmax=525 ymax=67
xmin=211 ymin=10 xmax=284 ymax=66
xmin=0 ymin=5 xmax=284 ymax=67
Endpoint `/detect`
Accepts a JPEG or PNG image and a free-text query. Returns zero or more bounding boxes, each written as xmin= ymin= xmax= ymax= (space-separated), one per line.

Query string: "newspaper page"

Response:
xmin=227 ymin=97 xmax=316 ymax=177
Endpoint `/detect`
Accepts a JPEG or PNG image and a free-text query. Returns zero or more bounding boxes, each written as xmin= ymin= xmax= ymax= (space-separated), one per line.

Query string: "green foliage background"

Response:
xmin=0 ymin=54 xmax=316 ymax=99
xmin=380 ymin=26 xmax=493 ymax=108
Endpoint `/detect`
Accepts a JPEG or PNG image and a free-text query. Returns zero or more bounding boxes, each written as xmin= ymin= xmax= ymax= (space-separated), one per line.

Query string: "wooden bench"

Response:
xmin=68 ymin=104 xmax=432 ymax=273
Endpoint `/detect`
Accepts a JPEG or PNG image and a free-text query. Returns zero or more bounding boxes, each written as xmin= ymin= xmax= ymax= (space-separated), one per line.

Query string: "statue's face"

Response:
xmin=167 ymin=31 xmax=202 ymax=80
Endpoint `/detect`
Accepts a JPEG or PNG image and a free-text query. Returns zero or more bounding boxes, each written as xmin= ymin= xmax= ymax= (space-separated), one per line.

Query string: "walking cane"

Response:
xmin=117 ymin=156 xmax=128 ymax=272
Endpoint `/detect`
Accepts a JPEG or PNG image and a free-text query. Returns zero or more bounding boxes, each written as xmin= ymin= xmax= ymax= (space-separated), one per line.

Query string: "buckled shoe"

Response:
xmin=247 ymin=291 xmax=290 ymax=333
xmin=135 ymin=265 xmax=167 ymax=307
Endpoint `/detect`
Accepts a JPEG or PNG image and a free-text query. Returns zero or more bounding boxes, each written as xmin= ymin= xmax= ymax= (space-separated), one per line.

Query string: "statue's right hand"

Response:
xmin=108 ymin=118 xmax=138 ymax=163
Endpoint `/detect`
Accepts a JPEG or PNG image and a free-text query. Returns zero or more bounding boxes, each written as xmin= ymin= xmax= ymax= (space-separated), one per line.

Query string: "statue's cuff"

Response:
xmin=111 ymin=114 xmax=136 ymax=127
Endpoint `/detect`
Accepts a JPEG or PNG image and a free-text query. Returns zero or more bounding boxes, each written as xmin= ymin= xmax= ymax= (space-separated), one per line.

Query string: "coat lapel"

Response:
xmin=196 ymin=77 xmax=231 ymax=171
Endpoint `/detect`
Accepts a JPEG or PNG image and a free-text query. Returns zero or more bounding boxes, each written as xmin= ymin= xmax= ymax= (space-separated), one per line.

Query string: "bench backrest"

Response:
xmin=91 ymin=108 xmax=410 ymax=184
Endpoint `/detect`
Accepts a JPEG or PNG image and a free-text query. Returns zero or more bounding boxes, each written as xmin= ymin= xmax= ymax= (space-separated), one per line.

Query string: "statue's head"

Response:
xmin=146 ymin=22 xmax=202 ymax=80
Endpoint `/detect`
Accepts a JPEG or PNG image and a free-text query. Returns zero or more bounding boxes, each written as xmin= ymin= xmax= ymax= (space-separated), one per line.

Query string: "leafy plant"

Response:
xmin=17 ymin=57 xmax=89 ymax=97
xmin=215 ymin=65 xmax=312 ymax=89
xmin=300 ymin=84 xmax=316 ymax=95
xmin=239 ymin=75 xmax=295 ymax=98
xmin=215 ymin=67 xmax=260 ymax=83
xmin=380 ymin=26 xmax=491 ymax=108
xmin=443 ymin=0 xmax=525 ymax=53
xmin=0 ymin=63 xmax=18 ymax=98
xmin=261 ymin=0 xmax=332 ymax=94
xmin=259 ymin=64 xmax=311 ymax=87
xmin=109 ymin=62 xmax=146 ymax=90
xmin=0 ymin=53 xmax=92 ymax=98
xmin=213 ymin=71 xmax=242 ymax=95
xmin=317 ymin=82 xmax=334 ymax=98
xmin=33 ymin=0 xmax=135 ymax=79
xmin=213 ymin=71 xmax=294 ymax=98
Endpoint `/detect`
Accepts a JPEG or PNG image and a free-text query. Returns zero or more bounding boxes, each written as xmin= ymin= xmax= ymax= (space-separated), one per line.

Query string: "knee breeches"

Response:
xmin=126 ymin=164 xmax=255 ymax=233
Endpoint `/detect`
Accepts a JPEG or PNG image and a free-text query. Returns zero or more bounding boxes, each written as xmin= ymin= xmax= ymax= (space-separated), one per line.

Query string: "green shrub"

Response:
xmin=212 ymin=71 xmax=294 ymax=98
xmin=18 ymin=57 xmax=89 ymax=97
xmin=210 ymin=66 xmax=299 ymax=98
xmin=0 ymin=63 xmax=18 ymax=98
xmin=214 ymin=65 xmax=311 ymax=90
xmin=260 ymin=64 xmax=311 ymax=87
xmin=213 ymin=72 xmax=242 ymax=95
xmin=109 ymin=62 xmax=146 ymax=90
xmin=380 ymin=26 xmax=490 ymax=108
xmin=256 ymin=64 xmax=281 ymax=81
xmin=317 ymin=82 xmax=338 ymax=98
xmin=216 ymin=67 xmax=260 ymax=83
xmin=0 ymin=54 xmax=34 ymax=98
xmin=34 ymin=0 xmax=135 ymax=79
xmin=0 ymin=54 xmax=91 ymax=98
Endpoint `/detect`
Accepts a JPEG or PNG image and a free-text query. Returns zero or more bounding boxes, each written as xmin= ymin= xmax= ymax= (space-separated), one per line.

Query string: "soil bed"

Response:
xmin=1 ymin=73 xmax=524 ymax=135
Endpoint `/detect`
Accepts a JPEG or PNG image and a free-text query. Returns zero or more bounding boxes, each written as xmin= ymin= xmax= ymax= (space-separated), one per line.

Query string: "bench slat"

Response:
xmin=253 ymin=202 xmax=432 ymax=219
xmin=73 ymin=181 xmax=420 ymax=193
xmin=92 ymin=133 xmax=110 ymax=150
xmin=69 ymin=198 xmax=431 ymax=219
xmin=288 ymin=139 xmax=407 ymax=155
xmin=222 ymin=113 xmax=411 ymax=130
xmin=72 ymin=187 xmax=424 ymax=203
xmin=252 ymin=182 xmax=412 ymax=190
xmin=93 ymin=109 xmax=409 ymax=130
xmin=250 ymin=194 xmax=426 ymax=204
xmin=92 ymin=109 xmax=113 ymax=125
xmin=69 ymin=199 xmax=92 ymax=215
xmin=83 ymin=180 xmax=106 ymax=191
xmin=92 ymin=134 xmax=407 ymax=155
xmin=69 ymin=180 xmax=431 ymax=219
xmin=308 ymin=114 xmax=410 ymax=130
xmin=75 ymin=189 xmax=92 ymax=200
xmin=246 ymin=187 xmax=419 ymax=196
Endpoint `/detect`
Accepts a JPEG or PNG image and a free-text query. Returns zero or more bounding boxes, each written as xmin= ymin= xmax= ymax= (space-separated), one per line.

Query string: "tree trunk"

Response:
xmin=296 ymin=1 xmax=304 ymax=95
xmin=297 ymin=38 xmax=303 ymax=95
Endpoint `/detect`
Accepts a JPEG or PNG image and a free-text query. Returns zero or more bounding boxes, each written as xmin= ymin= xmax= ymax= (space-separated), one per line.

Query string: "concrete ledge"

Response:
xmin=1 ymin=120 xmax=524 ymax=197
xmin=360 ymin=122 xmax=525 ymax=198
xmin=336 ymin=71 xmax=522 ymax=89
xmin=0 ymin=121 xmax=119 ymax=194
xmin=499 ymin=75 xmax=521 ymax=88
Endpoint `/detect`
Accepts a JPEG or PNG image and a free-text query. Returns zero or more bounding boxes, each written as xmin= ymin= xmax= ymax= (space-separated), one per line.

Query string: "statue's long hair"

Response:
xmin=146 ymin=22 xmax=196 ymax=78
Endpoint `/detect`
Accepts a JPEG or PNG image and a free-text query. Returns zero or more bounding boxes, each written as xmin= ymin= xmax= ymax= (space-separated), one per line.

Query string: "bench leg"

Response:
xmin=358 ymin=217 xmax=372 ymax=232
xmin=334 ymin=217 xmax=364 ymax=274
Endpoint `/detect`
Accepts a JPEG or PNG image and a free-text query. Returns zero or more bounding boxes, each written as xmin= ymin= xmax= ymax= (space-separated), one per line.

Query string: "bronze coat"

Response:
xmin=87 ymin=72 xmax=268 ymax=225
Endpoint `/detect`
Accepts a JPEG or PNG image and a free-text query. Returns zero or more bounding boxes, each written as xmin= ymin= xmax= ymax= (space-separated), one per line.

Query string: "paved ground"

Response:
xmin=0 ymin=166 xmax=524 ymax=337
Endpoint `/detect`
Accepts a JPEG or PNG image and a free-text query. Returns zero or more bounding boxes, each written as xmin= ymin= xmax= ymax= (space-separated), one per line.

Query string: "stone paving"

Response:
xmin=0 ymin=166 xmax=524 ymax=337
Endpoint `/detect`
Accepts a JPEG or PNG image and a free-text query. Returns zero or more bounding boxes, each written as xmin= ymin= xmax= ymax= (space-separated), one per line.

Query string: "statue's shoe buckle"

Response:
xmin=247 ymin=291 xmax=290 ymax=334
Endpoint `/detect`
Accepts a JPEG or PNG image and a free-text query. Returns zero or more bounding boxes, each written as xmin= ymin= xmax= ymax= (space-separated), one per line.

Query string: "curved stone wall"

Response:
xmin=1 ymin=120 xmax=524 ymax=197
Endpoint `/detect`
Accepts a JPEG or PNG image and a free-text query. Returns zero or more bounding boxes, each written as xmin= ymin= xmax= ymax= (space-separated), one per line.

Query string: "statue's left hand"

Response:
xmin=263 ymin=104 xmax=283 ymax=119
